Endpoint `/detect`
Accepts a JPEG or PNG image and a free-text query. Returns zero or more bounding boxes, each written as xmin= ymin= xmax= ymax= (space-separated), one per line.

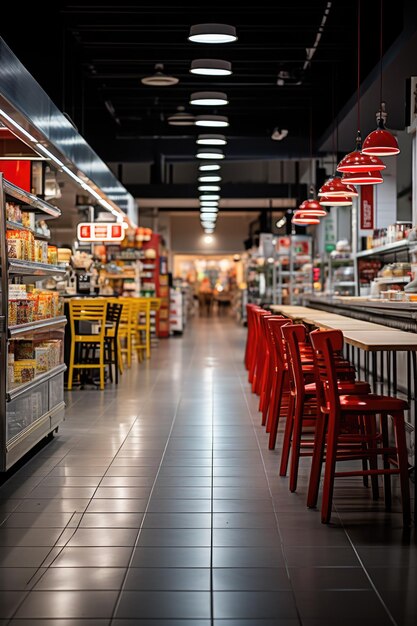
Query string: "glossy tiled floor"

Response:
xmin=0 ymin=316 xmax=416 ymax=625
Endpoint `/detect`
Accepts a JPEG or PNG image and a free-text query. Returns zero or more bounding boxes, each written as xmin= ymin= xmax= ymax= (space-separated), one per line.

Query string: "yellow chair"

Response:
xmin=68 ymin=299 xmax=107 ymax=390
xmin=115 ymin=298 xmax=135 ymax=368
xmin=134 ymin=298 xmax=152 ymax=361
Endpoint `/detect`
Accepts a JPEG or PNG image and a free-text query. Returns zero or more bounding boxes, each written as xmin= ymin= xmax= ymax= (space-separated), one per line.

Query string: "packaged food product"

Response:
xmin=7 ymin=238 xmax=22 ymax=259
xmin=47 ymin=245 xmax=58 ymax=265
xmin=13 ymin=359 xmax=36 ymax=384
xmin=22 ymin=211 xmax=36 ymax=230
xmin=16 ymin=300 xmax=30 ymax=325
xmin=8 ymin=300 xmax=18 ymax=326
xmin=35 ymin=347 xmax=49 ymax=373
xmin=15 ymin=341 xmax=35 ymax=360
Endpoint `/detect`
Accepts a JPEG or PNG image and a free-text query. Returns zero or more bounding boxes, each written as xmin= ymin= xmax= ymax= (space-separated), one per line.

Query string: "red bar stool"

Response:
xmin=308 ymin=328 xmax=411 ymax=526
xmin=244 ymin=304 xmax=259 ymax=371
xmin=261 ymin=317 xmax=291 ymax=429
xmin=249 ymin=309 xmax=270 ymax=392
xmin=258 ymin=315 xmax=285 ymax=413
xmin=280 ymin=324 xmax=371 ymax=493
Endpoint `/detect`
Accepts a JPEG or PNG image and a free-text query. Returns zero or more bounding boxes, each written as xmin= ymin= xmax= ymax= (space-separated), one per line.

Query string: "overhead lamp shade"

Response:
xmin=362 ymin=125 xmax=400 ymax=156
xmin=337 ymin=150 xmax=385 ymax=173
xmin=141 ymin=64 xmax=179 ymax=86
xmin=318 ymin=176 xmax=358 ymax=198
xmin=200 ymin=200 xmax=219 ymax=207
xmin=319 ymin=194 xmax=353 ymax=206
xmin=195 ymin=114 xmax=229 ymax=128
xmin=198 ymin=185 xmax=221 ymax=192
xmin=297 ymin=200 xmax=327 ymax=217
xmin=167 ymin=106 xmax=195 ymax=126
xmin=199 ymin=162 xmax=221 ymax=171
xmin=295 ymin=210 xmax=325 ymax=221
xmin=196 ymin=134 xmax=227 ymax=146
xmin=199 ymin=194 xmax=220 ymax=201
xmin=292 ymin=212 xmax=320 ymax=225
xmin=200 ymin=214 xmax=217 ymax=221
xmin=199 ymin=206 xmax=218 ymax=212
xmin=188 ymin=24 xmax=237 ymax=44
xmin=341 ymin=170 xmax=383 ymax=185
xmin=196 ymin=148 xmax=225 ymax=159
xmin=190 ymin=91 xmax=228 ymax=106
xmin=190 ymin=59 xmax=232 ymax=76
xmin=198 ymin=175 xmax=221 ymax=182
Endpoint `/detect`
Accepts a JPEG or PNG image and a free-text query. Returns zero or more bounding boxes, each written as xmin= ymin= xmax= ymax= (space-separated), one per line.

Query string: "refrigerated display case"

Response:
xmin=0 ymin=175 xmax=67 ymax=470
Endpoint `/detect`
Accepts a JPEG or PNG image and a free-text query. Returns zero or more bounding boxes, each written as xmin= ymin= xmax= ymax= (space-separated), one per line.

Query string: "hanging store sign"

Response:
xmin=77 ymin=222 xmax=124 ymax=242
xmin=360 ymin=185 xmax=374 ymax=230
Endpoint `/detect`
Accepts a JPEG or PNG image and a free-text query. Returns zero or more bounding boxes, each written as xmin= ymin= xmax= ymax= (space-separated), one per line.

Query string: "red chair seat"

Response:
xmin=305 ymin=380 xmax=371 ymax=395
xmin=338 ymin=393 xmax=408 ymax=412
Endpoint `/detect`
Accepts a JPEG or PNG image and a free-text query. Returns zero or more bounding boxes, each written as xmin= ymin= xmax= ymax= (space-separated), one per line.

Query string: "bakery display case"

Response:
xmin=0 ymin=175 xmax=66 ymax=470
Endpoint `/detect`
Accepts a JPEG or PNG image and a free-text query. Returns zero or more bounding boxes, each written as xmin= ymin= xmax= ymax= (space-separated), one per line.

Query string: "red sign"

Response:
xmin=360 ymin=185 xmax=374 ymax=230
xmin=77 ymin=222 xmax=124 ymax=242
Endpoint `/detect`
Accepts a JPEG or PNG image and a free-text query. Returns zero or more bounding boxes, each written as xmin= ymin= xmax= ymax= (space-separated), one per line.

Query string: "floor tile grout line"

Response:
xmin=210 ymin=376 xmax=215 ymax=625
xmin=230 ymin=326 xmax=305 ymax=626
xmin=109 ymin=331 xmax=200 ymax=624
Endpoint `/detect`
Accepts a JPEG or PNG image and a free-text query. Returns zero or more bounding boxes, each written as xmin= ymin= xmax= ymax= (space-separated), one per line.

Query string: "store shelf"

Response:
xmin=7 ymin=364 xmax=67 ymax=402
xmin=6 ymin=221 xmax=50 ymax=241
xmin=374 ymin=276 xmax=411 ymax=285
xmin=356 ymin=240 xmax=410 ymax=258
xmin=9 ymin=316 xmax=67 ymax=338
xmin=4 ymin=180 xmax=61 ymax=219
xmin=8 ymin=259 xmax=66 ymax=277
xmin=333 ymin=281 xmax=356 ymax=287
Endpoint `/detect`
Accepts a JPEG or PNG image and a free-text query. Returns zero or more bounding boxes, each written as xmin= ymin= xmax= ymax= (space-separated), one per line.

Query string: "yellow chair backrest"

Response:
xmin=69 ymin=299 xmax=107 ymax=338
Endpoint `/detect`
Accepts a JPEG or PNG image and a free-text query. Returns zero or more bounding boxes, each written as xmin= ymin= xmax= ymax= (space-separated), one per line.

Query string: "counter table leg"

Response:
xmin=372 ymin=352 xmax=377 ymax=393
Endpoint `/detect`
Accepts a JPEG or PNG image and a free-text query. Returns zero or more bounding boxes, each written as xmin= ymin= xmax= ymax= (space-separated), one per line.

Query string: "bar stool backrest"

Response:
xmin=69 ymin=299 xmax=108 ymax=338
xmin=105 ymin=301 xmax=123 ymax=335
xmin=281 ymin=323 xmax=307 ymax=395
xmin=310 ymin=328 xmax=343 ymax=414
xmin=268 ymin=318 xmax=293 ymax=369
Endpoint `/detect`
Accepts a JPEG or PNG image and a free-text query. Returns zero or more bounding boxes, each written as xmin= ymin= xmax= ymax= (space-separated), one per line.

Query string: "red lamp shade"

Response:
xmin=362 ymin=126 xmax=400 ymax=156
xmin=292 ymin=210 xmax=320 ymax=225
xmin=319 ymin=194 xmax=353 ymax=206
xmin=297 ymin=201 xmax=327 ymax=217
xmin=341 ymin=170 xmax=383 ymax=185
xmin=318 ymin=176 xmax=358 ymax=198
xmin=337 ymin=150 xmax=386 ymax=173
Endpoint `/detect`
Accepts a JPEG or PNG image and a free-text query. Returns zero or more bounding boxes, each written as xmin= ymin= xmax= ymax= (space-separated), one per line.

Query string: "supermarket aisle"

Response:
xmin=0 ymin=316 xmax=416 ymax=625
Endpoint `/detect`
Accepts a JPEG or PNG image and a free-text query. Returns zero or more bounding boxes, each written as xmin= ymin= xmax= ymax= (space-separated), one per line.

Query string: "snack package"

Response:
xmin=15 ymin=340 xmax=35 ymax=360
xmin=35 ymin=347 xmax=49 ymax=373
xmin=14 ymin=359 xmax=36 ymax=384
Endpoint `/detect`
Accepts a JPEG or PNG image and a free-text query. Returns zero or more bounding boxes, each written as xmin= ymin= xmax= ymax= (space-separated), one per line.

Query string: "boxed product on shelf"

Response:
xmin=6 ymin=201 xmax=22 ymax=223
xmin=13 ymin=359 xmax=36 ymax=384
xmin=15 ymin=340 xmax=35 ymax=360
xmin=6 ymin=229 xmax=35 ymax=261
xmin=21 ymin=211 xmax=35 ymax=230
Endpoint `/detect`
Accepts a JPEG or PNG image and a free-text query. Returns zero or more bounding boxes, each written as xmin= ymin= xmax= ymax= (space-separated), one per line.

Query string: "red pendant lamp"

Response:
xmin=336 ymin=0 xmax=385 ymax=185
xmin=319 ymin=194 xmax=353 ymax=207
xmin=318 ymin=176 xmax=358 ymax=198
xmin=362 ymin=2 xmax=400 ymax=156
xmin=341 ymin=170 xmax=383 ymax=185
xmin=299 ymin=199 xmax=327 ymax=217
xmin=292 ymin=211 xmax=320 ymax=226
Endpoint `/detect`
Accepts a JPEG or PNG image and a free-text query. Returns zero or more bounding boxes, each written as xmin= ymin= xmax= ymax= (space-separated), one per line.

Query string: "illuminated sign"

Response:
xmin=77 ymin=222 xmax=124 ymax=242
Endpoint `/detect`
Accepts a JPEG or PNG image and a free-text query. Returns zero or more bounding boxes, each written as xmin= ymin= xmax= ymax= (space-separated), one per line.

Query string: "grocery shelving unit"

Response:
xmin=0 ymin=174 xmax=67 ymax=471
xmin=355 ymin=240 xmax=417 ymax=295
xmin=327 ymin=255 xmax=357 ymax=296
xmin=276 ymin=235 xmax=313 ymax=304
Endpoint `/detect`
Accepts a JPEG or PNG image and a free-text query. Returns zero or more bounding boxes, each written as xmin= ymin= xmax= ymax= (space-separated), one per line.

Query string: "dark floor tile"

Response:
xmin=356 ymin=545 xmax=417 ymax=568
xmin=280 ymin=526 xmax=351 ymax=547
xmin=137 ymin=528 xmax=211 ymax=546
xmin=0 ymin=590 xmax=27 ymax=617
xmin=0 ymin=546 xmax=51 ymax=568
xmin=213 ymin=591 xmax=298 ymax=619
xmin=283 ymin=545 xmax=360 ymax=567
xmin=213 ymin=500 xmax=274 ymax=513
xmin=34 ymin=567 xmax=126 ymax=590
xmin=213 ymin=546 xmax=285 ymax=568
xmin=213 ymin=567 xmax=290 ymax=591
xmin=142 ymin=513 xmax=211 ymax=528
xmin=124 ymin=567 xmax=210 ymax=590
xmin=294 ymin=590 xmax=393 ymax=623
xmin=14 ymin=590 xmax=118 ymax=618
xmin=147 ymin=500 xmax=211 ymax=513
xmin=51 ymin=546 xmax=132 ymax=568
xmin=86 ymin=499 xmax=148 ymax=513
xmin=67 ymin=528 xmax=138 ymax=547
xmin=213 ymin=528 xmax=280 ymax=547
xmin=79 ymin=513 xmax=143 ymax=528
xmin=13 ymin=499 xmax=90 ymax=513
xmin=288 ymin=566 xmax=371 ymax=590
xmin=1 ymin=512 xmax=77 ymax=528
xmin=115 ymin=591 xmax=210 ymax=618
xmin=112 ymin=620 xmax=209 ymax=626
xmin=131 ymin=546 xmax=210 ymax=568
xmin=213 ymin=513 xmax=277 ymax=528
xmin=0 ymin=527 xmax=65 ymax=547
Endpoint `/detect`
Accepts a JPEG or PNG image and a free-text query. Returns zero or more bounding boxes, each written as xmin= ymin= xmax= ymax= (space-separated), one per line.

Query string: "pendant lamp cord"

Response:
xmin=379 ymin=0 xmax=383 ymax=120
xmin=356 ymin=0 xmax=361 ymax=143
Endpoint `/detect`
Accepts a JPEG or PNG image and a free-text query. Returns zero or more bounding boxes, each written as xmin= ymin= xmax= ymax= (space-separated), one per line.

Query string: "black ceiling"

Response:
xmin=1 ymin=1 xmax=409 ymax=165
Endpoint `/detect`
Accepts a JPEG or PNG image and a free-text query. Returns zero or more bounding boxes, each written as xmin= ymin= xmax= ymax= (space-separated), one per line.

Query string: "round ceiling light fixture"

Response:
xmin=196 ymin=134 xmax=227 ymax=146
xmin=198 ymin=185 xmax=221 ymax=192
xmin=341 ymin=170 xmax=384 ymax=186
xmin=298 ymin=200 xmax=327 ymax=217
xmin=188 ymin=24 xmax=237 ymax=44
xmin=362 ymin=117 xmax=400 ymax=156
xmin=198 ymin=162 xmax=221 ymax=171
xmin=141 ymin=63 xmax=179 ymax=86
xmin=337 ymin=133 xmax=386 ymax=173
xmin=190 ymin=91 xmax=228 ymax=106
xmin=199 ymin=194 xmax=220 ymax=201
xmin=198 ymin=175 xmax=221 ymax=182
xmin=195 ymin=115 xmax=229 ymax=128
xmin=200 ymin=199 xmax=219 ymax=206
xmin=196 ymin=148 xmax=225 ymax=160
xmin=167 ymin=106 xmax=195 ymax=126
xmin=190 ymin=58 xmax=232 ymax=76
xmin=199 ymin=206 xmax=218 ymax=213
xmin=319 ymin=194 xmax=353 ymax=207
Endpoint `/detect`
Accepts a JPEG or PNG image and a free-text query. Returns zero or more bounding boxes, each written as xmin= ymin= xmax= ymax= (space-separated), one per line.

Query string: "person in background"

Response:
xmin=198 ymin=277 xmax=213 ymax=316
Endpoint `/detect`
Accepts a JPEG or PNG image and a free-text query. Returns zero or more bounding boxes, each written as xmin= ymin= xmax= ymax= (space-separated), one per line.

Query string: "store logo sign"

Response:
xmin=77 ymin=222 xmax=124 ymax=242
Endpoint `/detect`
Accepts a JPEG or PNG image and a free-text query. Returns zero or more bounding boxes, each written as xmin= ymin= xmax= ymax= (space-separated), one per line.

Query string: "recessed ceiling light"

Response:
xmin=141 ymin=63 xmax=179 ymax=86
xmin=188 ymin=24 xmax=237 ymax=44
xmin=196 ymin=148 xmax=225 ymax=160
xmin=190 ymin=59 xmax=232 ymax=76
xmin=200 ymin=201 xmax=219 ymax=207
xmin=196 ymin=134 xmax=227 ymax=146
xmin=195 ymin=115 xmax=229 ymax=128
xmin=199 ymin=206 xmax=218 ymax=213
xmin=198 ymin=175 xmax=221 ymax=182
xmin=199 ymin=162 xmax=221 ymax=171
xmin=190 ymin=91 xmax=228 ymax=106
xmin=200 ymin=214 xmax=217 ymax=221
